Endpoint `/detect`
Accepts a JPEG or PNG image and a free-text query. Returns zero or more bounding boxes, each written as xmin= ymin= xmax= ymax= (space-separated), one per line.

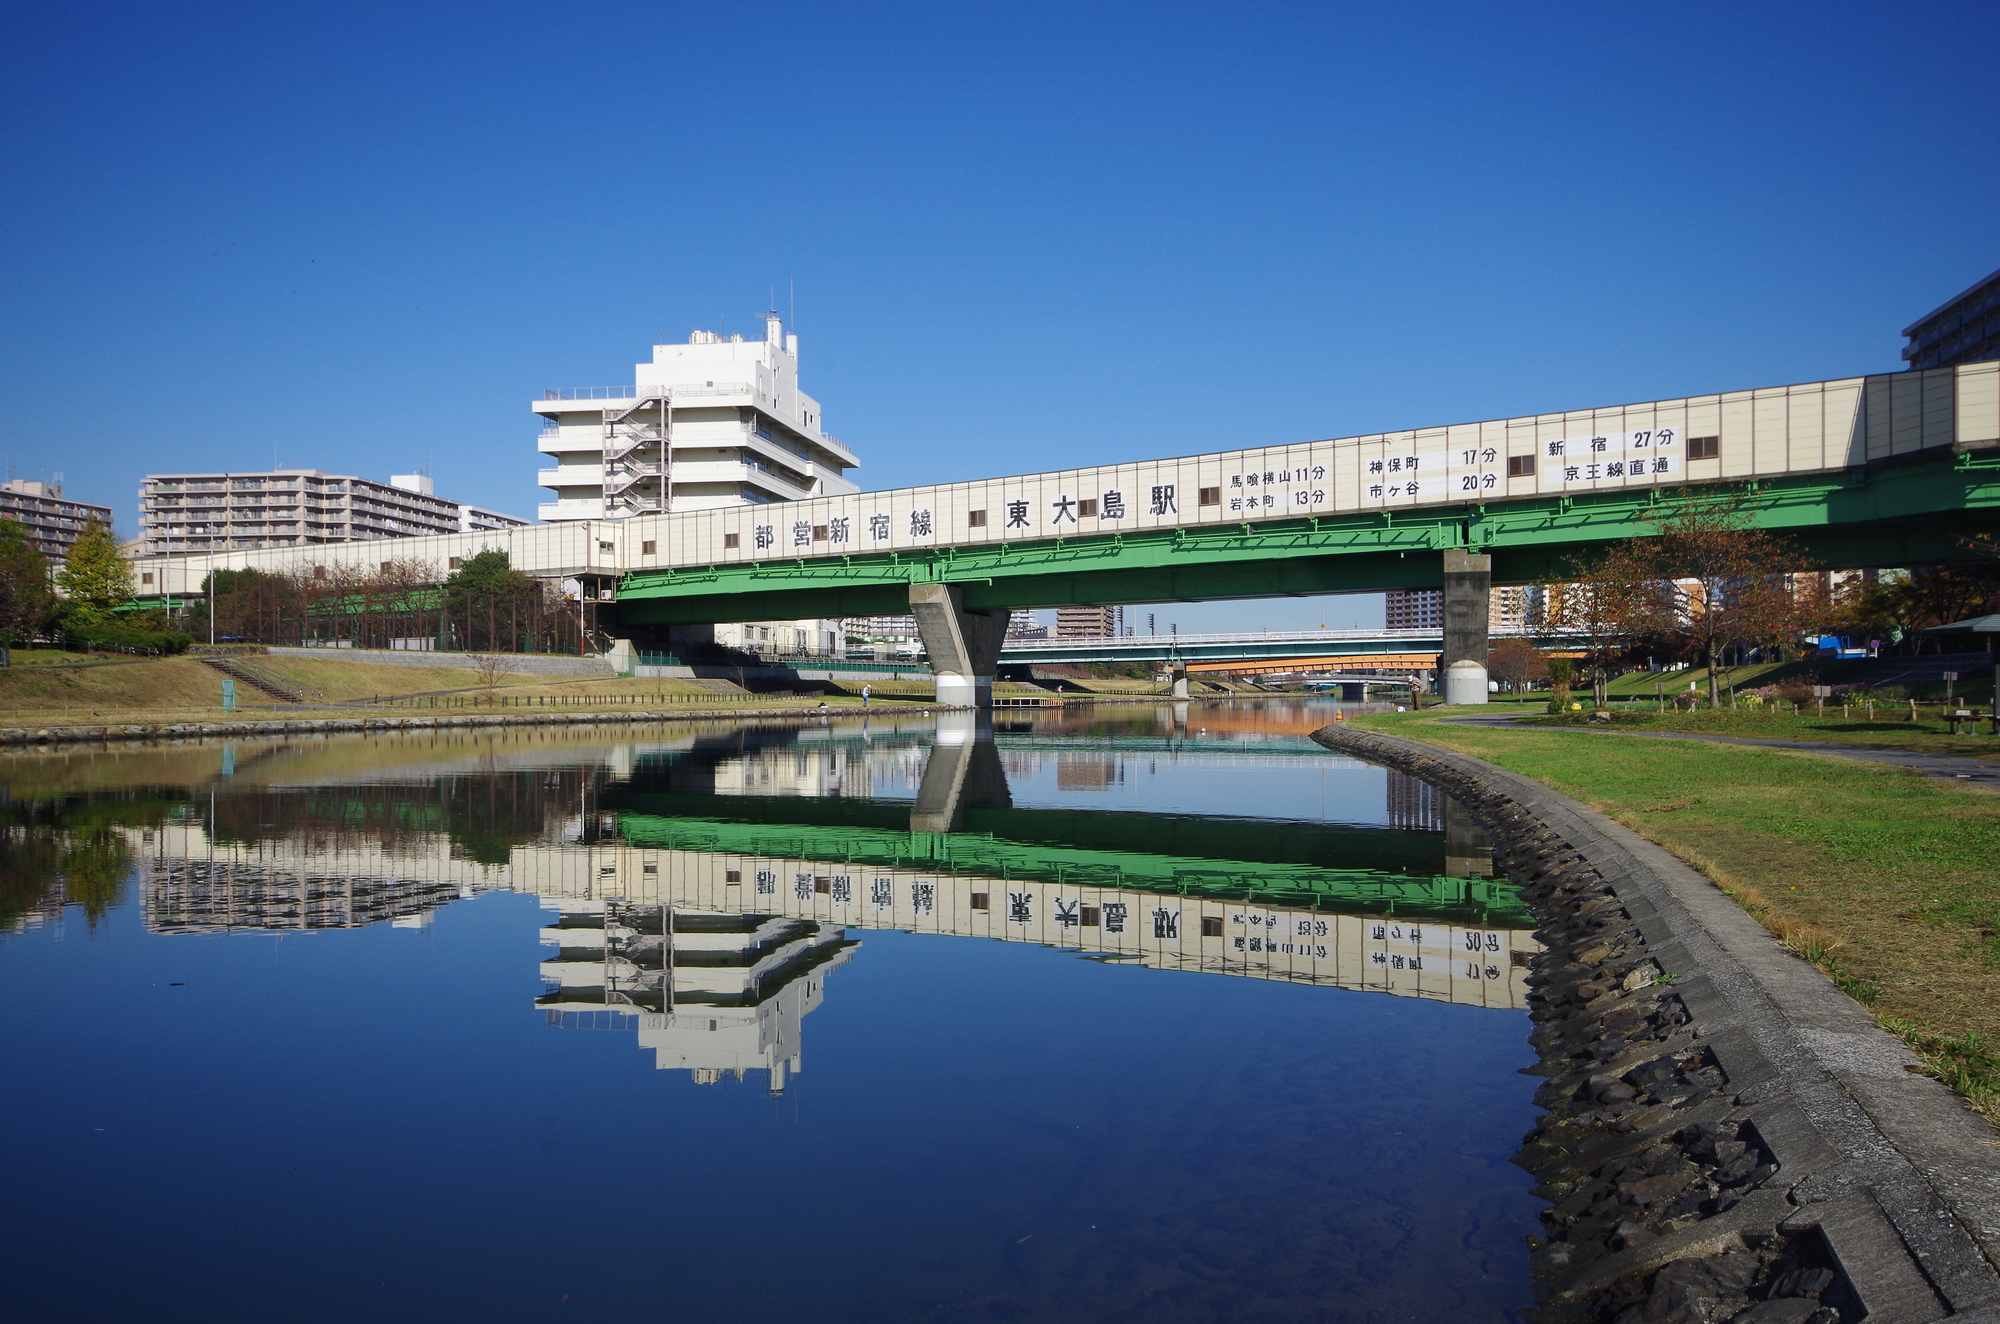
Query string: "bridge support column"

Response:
xmin=1170 ymin=665 xmax=1190 ymax=699
xmin=911 ymin=712 xmax=1012 ymax=833
xmin=909 ymin=583 xmax=1008 ymax=709
xmin=1443 ymin=796 xmax=1493 ymax=877
xmin=1441 ymin=548 xmax=1491 ymax=705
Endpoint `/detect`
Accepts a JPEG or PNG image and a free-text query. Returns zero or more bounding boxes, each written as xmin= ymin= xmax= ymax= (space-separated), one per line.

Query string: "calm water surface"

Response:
xmin=1 ymin=699 xmax=1541 ymax=1323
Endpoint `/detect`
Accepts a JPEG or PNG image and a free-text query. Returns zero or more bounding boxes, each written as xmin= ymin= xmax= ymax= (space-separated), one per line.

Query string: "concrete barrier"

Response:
xmin=1312 ymin=724 xmax=2000 ymax=1324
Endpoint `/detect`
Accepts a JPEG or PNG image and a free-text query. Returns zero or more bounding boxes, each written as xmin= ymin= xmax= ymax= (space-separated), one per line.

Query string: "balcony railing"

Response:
xmin=540 ymin=382 xmax=763 ymax=402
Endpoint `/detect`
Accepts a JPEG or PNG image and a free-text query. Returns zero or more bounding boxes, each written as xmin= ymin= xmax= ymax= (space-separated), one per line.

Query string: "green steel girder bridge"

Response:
xmin=133 ymin=363 xmax=2000 ymax=706
xmin=606 ymin=364 xmax=2000 ymax=704
xmin=611 ymin=811 xmax=1530 ymax=926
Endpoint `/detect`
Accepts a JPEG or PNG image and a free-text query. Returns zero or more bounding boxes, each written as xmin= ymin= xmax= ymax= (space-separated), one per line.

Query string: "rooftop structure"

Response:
xmin=135 ymin=469 xmax=527 ymax=557
xmin=1904 ymin=267 xmax=2000 ymax=372
xmin=0 ymin=479 xmax=114 ymax=561
xmin=533 ymin=315 xmax=860 ymax=522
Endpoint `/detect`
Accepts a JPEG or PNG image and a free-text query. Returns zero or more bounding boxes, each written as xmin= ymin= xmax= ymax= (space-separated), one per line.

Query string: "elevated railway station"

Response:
xmin=134 ymin=361 xmax=2000 ymax=706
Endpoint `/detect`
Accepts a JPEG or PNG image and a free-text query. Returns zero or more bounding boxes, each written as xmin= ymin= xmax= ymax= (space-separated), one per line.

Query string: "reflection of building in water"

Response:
xmin=1386 ymin=769 xmax=1444 ymax=832
xmin=134 ymin=824 xmax=504 ymax=933
xmin=708 ymin=742 xmax=870 ymax=799
xmin=1054 ymin=755 xmax=1122 ymax=791
xmin=509 ymin=840 xmax=1535 ymax=1011
xmin=537 ymin=899 xmax=853 ymax=1092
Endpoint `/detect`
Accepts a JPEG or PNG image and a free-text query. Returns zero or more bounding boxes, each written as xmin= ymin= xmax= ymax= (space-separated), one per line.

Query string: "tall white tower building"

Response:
xmin=533 ymin=315 xmax=859 ymax=521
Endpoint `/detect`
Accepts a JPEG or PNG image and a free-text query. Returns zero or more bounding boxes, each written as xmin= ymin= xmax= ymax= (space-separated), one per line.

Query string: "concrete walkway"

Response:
xmin=1439 ymin=711 xmax=2000 ymax=784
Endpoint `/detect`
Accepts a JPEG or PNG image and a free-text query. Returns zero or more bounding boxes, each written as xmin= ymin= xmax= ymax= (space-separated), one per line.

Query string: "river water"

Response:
xmin=0 ymin=699 xmax=1542 ymax=1323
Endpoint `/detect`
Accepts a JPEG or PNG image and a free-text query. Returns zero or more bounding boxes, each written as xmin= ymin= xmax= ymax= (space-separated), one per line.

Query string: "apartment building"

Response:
xmin=134 ymin=469 xmax=527 ymax=557
xmin=0 ymin=480 xmax=114 ymax=561
xmin=1055 ymin=605 xmax=1117 ymax=639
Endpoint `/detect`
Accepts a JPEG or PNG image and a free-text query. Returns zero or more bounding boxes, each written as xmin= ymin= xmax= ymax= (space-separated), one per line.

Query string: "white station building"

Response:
xmin=532 ymin=315 xmax=859 ymax=655
xmin=533 ymin=315 xmax=860 ymax=522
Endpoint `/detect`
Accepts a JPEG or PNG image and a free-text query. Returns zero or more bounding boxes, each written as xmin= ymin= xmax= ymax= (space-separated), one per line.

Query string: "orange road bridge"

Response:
xmin=600 ymin=364 xmax=2000 ymax=707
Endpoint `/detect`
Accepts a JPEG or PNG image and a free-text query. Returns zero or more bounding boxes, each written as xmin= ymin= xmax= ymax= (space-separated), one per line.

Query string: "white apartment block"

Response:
xmin=1385 ymin=586 xmax=1543 ymax=633
xmin=135 ymin=469 xmax=527 ymax=557
xmin=533 ymin=315 xmax=859 ymax=522
xmin=0 ymin=479 xmax=114 ymax=562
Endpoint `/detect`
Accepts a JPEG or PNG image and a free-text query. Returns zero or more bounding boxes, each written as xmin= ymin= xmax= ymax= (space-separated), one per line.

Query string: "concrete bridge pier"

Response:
xmin=909 ymin=583 xmax=1009 ymax=709
xmin=1440 ymin=548 xmax=1492 ymax=704
xmin=1170 ymin=664 xmax=1190 ymax=699
xmin=911 ymin=711 xmax=1012 ymax=832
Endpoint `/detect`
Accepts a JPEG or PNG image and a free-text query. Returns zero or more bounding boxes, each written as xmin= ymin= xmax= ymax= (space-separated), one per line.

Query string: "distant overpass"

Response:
xmin=998 ymin=628 xmax=1583 ymax=669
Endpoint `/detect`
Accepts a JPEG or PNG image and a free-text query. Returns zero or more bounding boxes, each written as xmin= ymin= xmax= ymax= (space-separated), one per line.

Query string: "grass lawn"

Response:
xmin=1518 ymin=706 xmax=2000 ymax=758
xmin=1355 ymin=709 xmax=2000 ymax=1122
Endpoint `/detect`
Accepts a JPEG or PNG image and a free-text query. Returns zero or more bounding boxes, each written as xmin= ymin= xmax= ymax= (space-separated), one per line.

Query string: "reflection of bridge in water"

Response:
xmin=122 ymin=712 xmax=1537 ymax=1094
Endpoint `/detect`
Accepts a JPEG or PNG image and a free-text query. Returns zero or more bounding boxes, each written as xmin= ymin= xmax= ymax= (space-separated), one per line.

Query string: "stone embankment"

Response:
xmin=1313 ymin=725 xmax=2000 ymax=1324
xmin=0 ymin=706 xmax=936 ymax=748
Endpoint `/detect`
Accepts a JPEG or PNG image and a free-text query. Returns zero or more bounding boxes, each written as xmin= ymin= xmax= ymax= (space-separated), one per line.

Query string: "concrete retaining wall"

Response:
xmin=1312 ymin=724 xmax=2000 ymax=1324
xmin=267 ymin=647 xmax=616 ymax=677
xmin=0 ymin=705 xmax=970 ymax=747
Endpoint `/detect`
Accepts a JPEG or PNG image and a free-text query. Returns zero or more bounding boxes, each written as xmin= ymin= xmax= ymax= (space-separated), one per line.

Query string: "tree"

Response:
xmin=1541 ymin=568 xmax=1649 ymax=707
xmin=1624 ymin=490 xmax=1819 ymax=707
xmin=444 ymin=550 xmax=541 ymax=653
xmin=0 ymin=518 xmax=55 ymax=656
xmin=1485 ymin=638 xmax=1547 ymax=693
xmin=54 ymin=517 xmax=131 ymax=625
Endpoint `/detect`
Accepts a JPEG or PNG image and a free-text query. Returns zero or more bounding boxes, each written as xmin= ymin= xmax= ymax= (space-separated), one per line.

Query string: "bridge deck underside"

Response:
xmin=615 ymin=456 xmax=2000 ymax=625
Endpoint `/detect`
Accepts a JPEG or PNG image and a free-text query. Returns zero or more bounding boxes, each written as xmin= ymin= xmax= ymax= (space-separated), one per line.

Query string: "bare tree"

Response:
xmin=1541 ymin=567 xmax=1649 ymax=707
xmin=467 ymin=654 xmax=509 ymax=704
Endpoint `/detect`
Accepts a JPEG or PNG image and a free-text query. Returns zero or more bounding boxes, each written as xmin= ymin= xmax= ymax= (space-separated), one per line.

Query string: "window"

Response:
xmin=1076 ymin=498 xmax=1099 ymax=518
xmin=812 ymin=525 xmax=828 ymax=541
xmin=967 ymin=509 xmax=987 ymax=527
xmin=313 ymin=566 xmax=327 ymax=580
xmin=969 ymin=893 xmax=990 ymax=911
xmin=380 ymin=562 xmax=391 ymax=572
xmin=723 ymin=532 xmax=740 ymax=549
xmin=1507 ymin=455 xmax=1536 ymax=477
xmin=141 ymin=572 xmax=154 ymax=585
xmin=725 ymin=870 xmax=742 ymax=883
xmin=1688 ymin=435 xmax=1721 ymax=460
xmin=449 ymin=556 xmax=462 ymax=569
xmin=1198 ymin=486 xmax=1221 ymax=507
xmin=1079 ymin=906 xmax=1101 ymax=927
xmin=598 ymin=540 xmax=614 ymax=553
xmin=641 ymin=540 xmax=656 ymax=555
xmin=1200 ymin=916 xmax=1224 ymax=937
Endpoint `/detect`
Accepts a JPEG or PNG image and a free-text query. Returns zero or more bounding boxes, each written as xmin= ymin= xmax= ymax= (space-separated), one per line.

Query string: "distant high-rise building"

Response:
xmin=1384 ymin=589 xmax=1442 ymax=630
xmin=1055 ymin=605 xmax=1116 ymax=638
xmin=134 ymin=469 xmax=527 ymax=557
xmin=1903 ymin=266 xmax=2000 ymax=371
xmin=0 ymin=480 xmax=113 ymax=562
xmin=1387 ymin=586 xmax=1541 ymax=632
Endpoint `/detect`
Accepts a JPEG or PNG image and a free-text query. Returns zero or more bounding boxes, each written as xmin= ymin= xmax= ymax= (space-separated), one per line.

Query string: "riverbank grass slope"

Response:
xmin=1356 ymin=710 xmax=2000 ymax=1121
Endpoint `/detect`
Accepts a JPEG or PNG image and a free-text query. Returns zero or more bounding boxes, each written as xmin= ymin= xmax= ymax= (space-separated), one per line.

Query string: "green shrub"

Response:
xmin=66 ymin=621 xmax=192 ymax=655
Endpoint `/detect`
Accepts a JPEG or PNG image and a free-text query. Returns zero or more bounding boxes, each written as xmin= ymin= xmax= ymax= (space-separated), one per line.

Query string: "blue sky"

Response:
xmin=3 ymin=0 xmax=1995 ymax=631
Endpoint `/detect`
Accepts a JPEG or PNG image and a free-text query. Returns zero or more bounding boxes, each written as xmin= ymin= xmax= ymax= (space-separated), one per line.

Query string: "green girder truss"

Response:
xmin=613 ymin=811 xmax=1534 ymax=925
xmin=615 ymin=453 xmax=2000 ymax=624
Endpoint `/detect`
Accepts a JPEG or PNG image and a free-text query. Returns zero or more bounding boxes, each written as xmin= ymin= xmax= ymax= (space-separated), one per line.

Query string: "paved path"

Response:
xmin=1438 ymin=712 xmax=2000 ymax=784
